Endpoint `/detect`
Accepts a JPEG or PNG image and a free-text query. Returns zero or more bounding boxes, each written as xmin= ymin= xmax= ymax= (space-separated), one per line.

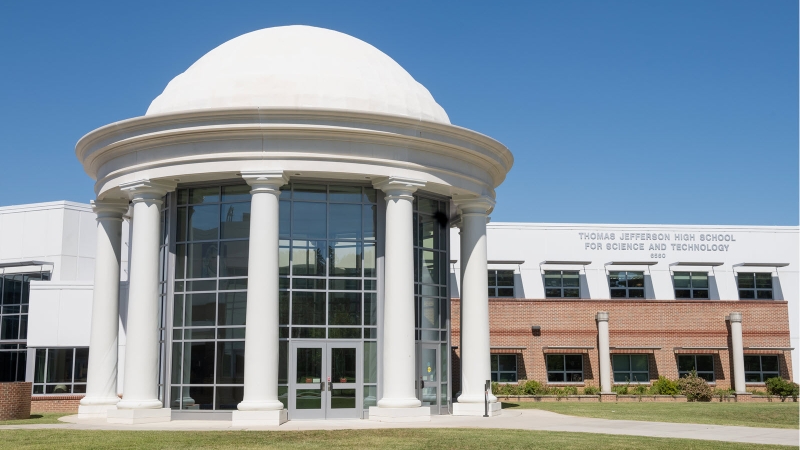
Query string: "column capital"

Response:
xmin=91 ymin=199 xmax=129 ymax=221
xmin=728 ymin=312 xmax=743 ymax=323
xmin=596 ymin=311 xmax=609 ymax=322
xmin=120 ymin=179 xmax=176 ymax=203
xmin=241 ymin=170 xmax=288 ymax=193
xmin=454 ymin=195 xmax=495 ymax=215
xmin=372 ymin=176 xmax=426 ymax=199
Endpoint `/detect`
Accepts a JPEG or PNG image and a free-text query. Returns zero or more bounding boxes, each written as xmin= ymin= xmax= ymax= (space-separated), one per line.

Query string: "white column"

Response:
xmin=729 ymin=312 xmax=746 ymax=394
xmin=596 ymin=312 xmax=611 ymax=393
xmin=233 ymin=170 xmax=288 ymax=426
xmin=78 ymin=199 xmax=129 ymax=419
xmin=453 ymin=196 xmax=500 ymax=416
xmin=369 ymin=176 xmax=430 ymax=422
xmin=108 ymin=179 xmax=174 ymax=424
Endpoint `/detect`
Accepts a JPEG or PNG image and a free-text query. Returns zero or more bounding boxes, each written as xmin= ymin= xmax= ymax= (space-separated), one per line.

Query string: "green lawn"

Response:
xmin=0 ymin=413 xmax=69 ymax=425
xmin=502 ymin=401 xmax=800 ymax=429
xmin=0 ymin=429 xmax=794 ymax=450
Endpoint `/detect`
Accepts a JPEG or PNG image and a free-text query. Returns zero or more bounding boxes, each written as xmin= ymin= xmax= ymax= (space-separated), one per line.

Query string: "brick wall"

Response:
xmin=30 ymin=395 xmax=83 ymax=413
xmin=451 ymin=299 xmax=793 ymax=393
xmin=0 ymin=382 xmax=32 ymax=420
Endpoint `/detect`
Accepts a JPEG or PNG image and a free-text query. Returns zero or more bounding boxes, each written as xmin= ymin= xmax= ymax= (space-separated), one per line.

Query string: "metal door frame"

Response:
xmin=289 ymin=340 xmax=362 ymax=420
xmin=325 ymin=341 xmax=362 ymax=419
xmin=417 ymin=342 xmax=440 ymax=415
xmin=289 ymin=340 xmax=327 ymax=419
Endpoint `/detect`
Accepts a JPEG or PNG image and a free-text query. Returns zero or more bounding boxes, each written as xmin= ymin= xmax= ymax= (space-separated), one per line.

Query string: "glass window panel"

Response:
xmin=185 ymin=341 xmax=215 ymax=384
xmin=219 ymin=202 xmax=251 ymax=240
xmin=546 ymin=355 xmax=564 ymax=371
xmin=610 ymin=289 xmax=627 ymax=298
xmin=761 ymin=356 xmax=779 ymax=372
xmin=613 ymin=355 xmax=630 ymax=371
xmin=496 ymin=271 xmax=514 ymax=287
xmin=219 ymin=279 xmax=247 ymax=290
xmin=628 ymin=289 xmax=645 ymax=298
xmin=698 ymin=372 xmax=714 ymax=382
xmin=739 ymin=290 xmax=755 ymax=299
xmin=673 ymin=272 xmax=691 ymax=288
xmin=292 ymin=202 xmax=327 ymax=239
xmin=221 ymin=185 xmax=251 ymax=202
xmin=175 ymin=244 xmax=186 ymax=280
xmin=74 ymin=348 xmax=89 ymax=383
xmin=279 ymin=201 xmax=290 ymax=237
xmin=627 ymin=272 xmax=644 ymax=288
xmin=329 ymin=279 xmax=361 ymax=291
xmin=543 ymin=272 xmax=561 ymax=287
xmin=363 ymin=187 xmax=377 ymax=203
xmin=331 ymin=347 xmax=357 ymax=383
xmin=608 ymin=272 xmax=624 ymax=288
xmin=363 ymin=205 xmax=377 ymax=241
xmin=419 ymin=215 xmax=439 ymax=250
xmin=417 ymin=197 xmax=438 ymax=215
xmin=755 ymin=273 xmax=773 ymax=289
xmin=562 ymin=272 xmax=579 ymax=287
xmin=499 ymin=372 xmax=517 ymax=382
xmin=364 ymin=385 xmax=378 ymax=408
xmin=46 ymin=384 xmax=71 ymax=394
xmin=279 ymin=341 xmax=288 ymax=385
xmin=744 ymin=373 xmax=761 ymax=382
xmin=545 ymin=288 xmax=562 ymax=298
xmin=565 ymin=355 xmax=583 ymax=371
xmin=419 ymin=251 xmax=438 ymax=285
xmin=330 ymin=389 xmax=356 ymax=408
xmin=564 ymin=288 xmax=580 ymax=298
xmin=675 ymin=289 xmax=691 ymax=299
xmin=743 ymin=356 xmax=761 ymax=372
xmin=363 ymin=243 xmax=376 ymax=278
xmin=693 ymin=289 xmax=709 ymax=299
xmin=189 ymin=187 xmax=219 ymax=204
xmin=328 ymin=328 xmax=361 ymax=339
xmin=328 ymin=185 xmax=362 ymax=203
xmin=547 ymin=373 xmax=565 ymax=382
xmin=293 ymin=278 xmax=327 ymax=290
xmin=696 ymin=355 xmax=714 ymax=372
xmin=328 ymin=292 xmax=361 ymax=326
xmin=498 ymin=355 xmax=516 ymax=372
xmin=291 ymin=240 xmax=326 ymax=276
xmin=216 ymin=341 xmax=245 ymax=384
xmin=631 ymin=355 xmax=648 ymax=372
xmin=185 ymin=293 xmax=216 ymax=326
xmin=185 ymin=386 xmax=213 ymax=410
xmin=737 ymin=274 xmax=755 ymax=289
xmin=497 ymin=288 xmax=514 ymax=297
xmin=293 ymin=184 xmax=327 ymax=201
xmin=757 ymin=290 xmax=773 ymax=300
xmin=291 ymin=292 xmax=326 ymax=325
xmin=45 ymin=349 xmax=73 ymax=383
xmin=217 ymin=328 xmax=245 ymax=339
xmin=421 ymin=297 xmax=440 ymax=329
xmin=187 ymin=205 xmax=219 ymax=241
xmin=364 ymin=293 xmax=377 ymax=326
xmin=3 ymin=276 xmax=22 ymax=305
xmin=614 ymin=373 xmax=630 ymax=382
xmin=187 ymin=242 xmax=218 ymax=279
xmin=1 ymin=316 xmax=19 ymax=340
xmin=691 ymin=272 xmax=709 ymax=288
xmin=187 ymin=280 xmax=216 ymax=291
xmin=330 ymin=242 xmax=361 ymax=277
xmin=632 ymin=372 xmax=649 ymax=382
xmin=441 ymin=343 xmax=448 ymax=380
xmin=491 ymin=355 xmax=499 ymax=371
xmin=177 ymin=207 xmax=187 ymax=242
xmin=184 ymin=328 xmax=215 ymax=340
xmin=177 ymin=189 xmax=188 ymax=204
xmin=219 ymin=241 xmax=248 ymax=277
xmin=279 ymin=185 xmax=290 ymax=199
xmin=34 ymin=349 xmax=45 ymax=383
xmin=279 ymin=241 xmax=290 ymax=275
xmin=215 ymin=386 xmax=244 ymax=410
xmin=329 ymin=204 xmax=361 ymax=240
xmin=364 ymin=341 xmax=378 ymax=384
xmin=218 ymin=292 xmax=246 ymax=326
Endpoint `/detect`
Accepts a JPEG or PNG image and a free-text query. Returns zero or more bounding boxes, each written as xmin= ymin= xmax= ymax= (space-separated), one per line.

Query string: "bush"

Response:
xmin=563 ymin=386 xmax=578 ymax=396
xmin=651 ymin=376 xmax=679 ymax=395
xmin=677 ymin=371 xmax=712 ymax=402
xmin=765 ymin=377 xmax=799 ymax=402
xmin=523 ymin=379 xmax=543 ymax=395
xmin=583 ymin=386 xmax=600 ymax=395
xmin=712 ymin=387 xmax=734 ymax=400
xmin=612 ymin=384 xmax=629 ymax=395
xmin=632 ymin=384 xmax=648 ymax=396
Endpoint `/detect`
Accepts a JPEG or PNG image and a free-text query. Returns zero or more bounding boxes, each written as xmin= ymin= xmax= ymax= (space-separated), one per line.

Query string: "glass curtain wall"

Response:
xmin=413 ymin=195 xmax=450 ymax=413
xmin=278 ymin=184 xmax=378 ymax=412
xmin=0 ymin=271 xmax=49 ymax=382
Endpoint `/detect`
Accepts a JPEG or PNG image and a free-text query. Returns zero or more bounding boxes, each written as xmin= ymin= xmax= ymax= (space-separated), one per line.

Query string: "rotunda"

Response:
xmin=75 ymin=25 xmax=512 ymax=424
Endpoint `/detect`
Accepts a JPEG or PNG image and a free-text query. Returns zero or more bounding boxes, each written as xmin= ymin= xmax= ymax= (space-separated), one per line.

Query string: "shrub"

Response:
xmin=677 ymin=371 xmax=712 ymax=402
xmin=612 ymin=384 xmax=629 ymax=395
xmin=583 ymin=386 xmax=600 ymax=395
xmin=765 ymin=377 xmax=800 ymax=402
xmin=632 ymin=384 xmax=648 ymax=396
xmin=523 ymin=379 xmax=543 ymax=395
xmin=651 ymin=376 xmax=679 ymax=395
xmin=712 ymin=387 xmax=734 ymax=400
xmin=563 ymin=386 xmax=578 ymax=396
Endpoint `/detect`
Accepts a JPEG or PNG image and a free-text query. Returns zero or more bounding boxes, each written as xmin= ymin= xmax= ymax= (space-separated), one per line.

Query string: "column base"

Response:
xmin=78 ymin=404 xmax=118 ymax=419
xmin=452 ymin=401 xmax=502 ymax=416
xmin=107 ymin=408 xmax=172 ymax=424
xmin=231 ymin=409 xmax=288 ymax=426
xmin=368 ymin=406 xmax=431 ymax=422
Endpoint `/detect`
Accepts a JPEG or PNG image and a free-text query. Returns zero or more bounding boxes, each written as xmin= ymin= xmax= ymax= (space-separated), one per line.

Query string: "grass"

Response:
xmin=0 ymin=429 xmax=794 ymax=450
xmin=0 ymin=413 xmax=70 ymax=425
xmin=502 ymin=401 xmax=800 ymax=429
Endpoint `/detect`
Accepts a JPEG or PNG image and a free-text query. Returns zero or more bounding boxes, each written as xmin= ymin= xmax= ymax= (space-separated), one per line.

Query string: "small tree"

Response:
xmin=765 ymin=377 xmax=799 ymax=402
xmin=651 ymin=376 xmax=679 ymax=395
xmin=677 ymin=370 xmax=712 ymax=402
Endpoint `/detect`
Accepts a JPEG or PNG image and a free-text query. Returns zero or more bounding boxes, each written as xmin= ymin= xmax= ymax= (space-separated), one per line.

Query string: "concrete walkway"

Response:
xmin=0 ymin=409 xmax=796 ymax=447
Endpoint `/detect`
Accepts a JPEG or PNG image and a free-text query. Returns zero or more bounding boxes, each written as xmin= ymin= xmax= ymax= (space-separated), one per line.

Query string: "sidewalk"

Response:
xmin=1 ymin=409 xmax=796 ymax=447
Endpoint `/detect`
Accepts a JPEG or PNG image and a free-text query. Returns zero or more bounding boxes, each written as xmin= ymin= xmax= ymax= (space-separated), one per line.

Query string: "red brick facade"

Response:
xmin=30 ymin=395 xmax=83 ymax=413
xmin=0 ymin=382 xmax=32 ymax=420
xmin=451 ymin=298 xmax=793 ymax=394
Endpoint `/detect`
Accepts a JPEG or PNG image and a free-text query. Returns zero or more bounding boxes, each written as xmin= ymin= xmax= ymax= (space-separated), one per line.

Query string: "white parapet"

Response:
xmin=231 ymin=409 xmax=288 ymax=426
xmin=106 ymin=408 xmax=172 ymax=424
xmin=452 ymin=401 xmax=502 ymax=417
xmin=368 ymin=406 xmax=432 ymax=423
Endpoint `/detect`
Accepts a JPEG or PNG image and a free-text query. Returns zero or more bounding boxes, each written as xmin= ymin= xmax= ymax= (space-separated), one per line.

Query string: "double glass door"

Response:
xmin=417 ymin=343 xmax=441 ymax=414
xmin=290 ymin=341 xmax=361 ymax=419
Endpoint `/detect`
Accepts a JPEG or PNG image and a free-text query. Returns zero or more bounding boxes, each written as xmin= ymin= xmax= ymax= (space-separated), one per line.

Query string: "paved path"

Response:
xmin=1 ymin=409 xmax=797 ymax=447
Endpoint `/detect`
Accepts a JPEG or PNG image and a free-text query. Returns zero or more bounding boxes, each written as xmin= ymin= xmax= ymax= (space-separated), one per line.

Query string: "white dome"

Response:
xmin=146 ymin=26 xmax=450 ymax=123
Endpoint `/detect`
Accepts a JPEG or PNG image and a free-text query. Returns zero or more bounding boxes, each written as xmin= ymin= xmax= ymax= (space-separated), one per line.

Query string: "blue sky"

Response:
xmin=0 ymin=0 xmax=797 ymax=225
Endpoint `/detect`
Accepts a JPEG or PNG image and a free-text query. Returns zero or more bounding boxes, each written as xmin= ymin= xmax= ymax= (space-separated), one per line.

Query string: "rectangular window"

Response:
xmin=490 ymin=354 xmax=517 ymax=383
xmin=32 ymin=347 xmax=89 ymax=394
xmin=608 ymin=271 xmax=645 ymax=299
xmin=743 ymin=355 xmax=780 ymax=382
xmin=0 ymin=271 xmax=50 ymax=382
xmin=737 ymin=273 xmax=773 ymax=300
xmin=677 ymin=354 xmax=715 ymax=382
xmin=546 ymin=354 xmax=583 ymax=382
xmin=612 ymin=354 xmax=649 ymax=383
xmin=488 ymin=270 xmax=514 ymax=298
xmin=544 ymin=271 xmax=580 ymax=298
xmin=673 ymin=272 xmax=709 ymax=299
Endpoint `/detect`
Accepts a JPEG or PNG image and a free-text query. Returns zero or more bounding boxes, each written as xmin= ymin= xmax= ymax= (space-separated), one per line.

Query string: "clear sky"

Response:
xmin=0 ymin=0 xmax=797 ymax=225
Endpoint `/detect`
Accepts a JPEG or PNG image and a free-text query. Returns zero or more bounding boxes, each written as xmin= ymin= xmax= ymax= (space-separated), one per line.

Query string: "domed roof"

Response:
xmin=146 ymin=25 xmax=450 ymax=123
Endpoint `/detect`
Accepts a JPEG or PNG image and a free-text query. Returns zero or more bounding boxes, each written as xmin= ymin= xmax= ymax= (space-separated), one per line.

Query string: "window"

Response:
xmin=744 ymin=355 xmax=780 ymax=382
xmin=613 ymin=354 xmax=649 ymax=383
xmin=546 ymin=354 xmax=583 ymax=382
xmin=737 ymin=273 xmax=773 ymax=300
xmin=32 ymin=348 xmax=88 ymax=394
xmin=544 ymin=271 xmax=580 ymax=298
xmin=673 ymin=272 xmax=709 ymax=299
xmin=0 ymin=271 xmax=50 ymax=382
xmin=609 ymin=271 xmax=644 ymax=298
xmin=677 ymin=355 xmax=714 ymax=382
xmin=490 ymin=355 xmax=517 ymax=382
xmin=488 ymin=270 xmax=514 ymax=297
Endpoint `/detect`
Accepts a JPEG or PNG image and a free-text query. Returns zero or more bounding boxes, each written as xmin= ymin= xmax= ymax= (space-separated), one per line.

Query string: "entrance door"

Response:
xmin=289 ymin=341 xmax=361 ymax=419
xmin=417 ymin=343 xmax=440 ymax=415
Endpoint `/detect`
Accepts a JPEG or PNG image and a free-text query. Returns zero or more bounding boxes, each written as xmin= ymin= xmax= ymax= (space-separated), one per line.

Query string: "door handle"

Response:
xmin=327 ymin=381 xmax=332 ymax=392
xmin=320 ymin=381 xmax=325 ymax=391
xmin=420 ymin=379 xmax=425 ymax=389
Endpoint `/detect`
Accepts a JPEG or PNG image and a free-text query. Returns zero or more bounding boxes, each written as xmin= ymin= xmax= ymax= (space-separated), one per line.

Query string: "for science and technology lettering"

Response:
xmin=578 ymin=232 xmax=736 ymax=256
